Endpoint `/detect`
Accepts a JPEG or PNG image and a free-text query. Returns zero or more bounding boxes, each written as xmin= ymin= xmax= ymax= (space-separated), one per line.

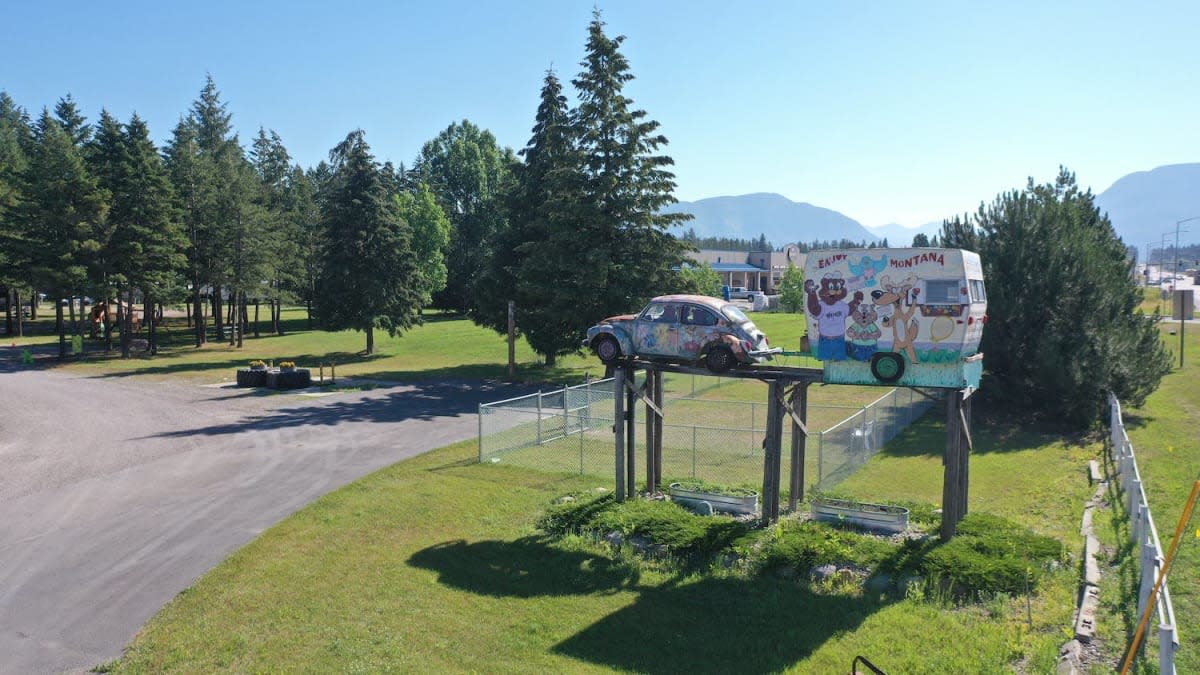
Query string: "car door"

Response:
xmin=679 ymin=304 xmax=720 ymax=359
xmin=634 ymin=302 xmax=682 ymax=357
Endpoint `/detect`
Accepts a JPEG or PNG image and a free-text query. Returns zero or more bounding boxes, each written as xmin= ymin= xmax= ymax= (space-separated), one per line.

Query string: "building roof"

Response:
xmin=710 ymin=262 xmax=765 ymax=272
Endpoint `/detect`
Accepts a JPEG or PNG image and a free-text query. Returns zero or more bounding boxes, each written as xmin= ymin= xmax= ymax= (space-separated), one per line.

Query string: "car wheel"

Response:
xmin=869 ymin=352 xmax=905 ymax=383
xmin=594 ymin=335 xmax=622 ymax=363
xmin=705 ymin=346 xmax=735 ymax=374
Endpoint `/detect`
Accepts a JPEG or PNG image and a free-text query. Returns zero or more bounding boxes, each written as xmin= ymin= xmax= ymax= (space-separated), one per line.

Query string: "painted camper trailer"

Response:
xmin=802 ymin=248 xmax=986 ymax=388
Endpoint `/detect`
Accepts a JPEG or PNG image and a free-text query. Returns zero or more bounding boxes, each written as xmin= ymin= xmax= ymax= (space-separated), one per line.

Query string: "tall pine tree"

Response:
xmin=314 ymin=130 xmax=421 ymax=354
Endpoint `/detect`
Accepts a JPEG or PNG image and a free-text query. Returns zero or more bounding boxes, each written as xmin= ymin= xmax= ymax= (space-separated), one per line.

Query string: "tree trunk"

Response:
xmin=146 ymin=297 xmax=156 ymax=354
xmin=253 ymin=300 xmax=260 ymax=338
xmin=545 ymin=352 xmax=556 ymax=367
xmin=68 ymin=296 xmax=78 ymax=336
xmin=193 ymin=284 xmax=204 ymax=347
xmin=31 ymin=292 xmax=38 ymax=320
xmin=105 ymin=297 xmax=115 ymax=352
xmin=306 ymin=297 xmax=312 ymax=330
xmin=236 ymin=292 xmax=245 ymax=348
xmin=56 ymin=301 xmax=66 ymax=359
xmin=366 ymin=325 xmax=374 ymax=355
xmin=120 ymin=289 xmax=132 ymax=359
xmin=14 ymin=289 xmax=23 ymax=338
xmin=212 ymin=292 xmax=222 ymax=344
xmin=3 ymin=286 xmax=11 ymax=336
xmin=275 ymin=300 xmax=284 ymax=336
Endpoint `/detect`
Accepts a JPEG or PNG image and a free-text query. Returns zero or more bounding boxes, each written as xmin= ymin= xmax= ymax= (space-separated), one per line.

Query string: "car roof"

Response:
xmin=649 ymin=294 xmax=728 ymax=311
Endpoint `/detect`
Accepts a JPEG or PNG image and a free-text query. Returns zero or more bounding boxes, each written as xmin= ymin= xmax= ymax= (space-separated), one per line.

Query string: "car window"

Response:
xmin=656 ymin=304 xmax=681 ymax=323
xmin=682 ymin=305 xmax=718 ymax=326
xmin=639 ymin=303 xmax=666 ymax=321
xmin=924 ymin=280 xmax=962 ymax=303
xmin=969 ymin=279 xmax=987 ymax=304
xmin=721 ymin=304 xmax=749 ymax=323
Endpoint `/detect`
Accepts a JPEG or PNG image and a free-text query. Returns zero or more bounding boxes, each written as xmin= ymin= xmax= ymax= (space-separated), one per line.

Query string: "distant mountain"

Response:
xmin=1095 ymin=163 xmax=1200 ymax=249
xmin=865 ymin=221 xmax=944 ymax=246
xmin=665 ymin=193 xmax=878 ymax=247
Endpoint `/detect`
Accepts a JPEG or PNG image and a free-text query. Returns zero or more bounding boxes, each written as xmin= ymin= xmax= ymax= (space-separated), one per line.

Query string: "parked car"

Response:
xmin=727 ymin=286 xmax=756 ymax=300
xmin=583 ymin=294 xmax=780 ymax=373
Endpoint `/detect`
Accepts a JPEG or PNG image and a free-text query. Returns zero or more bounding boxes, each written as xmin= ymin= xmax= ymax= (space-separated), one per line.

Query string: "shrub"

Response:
xmin=920 ymin=513 xmax=1063 ymax=596
xmin=756 ymin=520 xmax=892 ymax=572
xmin=590 ymin=499 xmax=750 ymax=556
xmin=538 ymin=491 xmax=616 ymax=534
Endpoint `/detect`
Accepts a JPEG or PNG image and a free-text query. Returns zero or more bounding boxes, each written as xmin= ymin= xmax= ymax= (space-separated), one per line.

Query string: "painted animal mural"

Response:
xmin=845 ymin=303 xmax=881 ymax=361
xmin=804 ymin=272 xmax=863 ymax=362
xmin=870 ymin=274 xmax=920 ymax=363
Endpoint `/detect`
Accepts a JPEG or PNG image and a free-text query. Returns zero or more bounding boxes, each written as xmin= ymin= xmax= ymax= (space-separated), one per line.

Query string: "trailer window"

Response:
xmin=924 ymin=280 xmax=961 ymax=304
xmin=969 ymin=279 xmax=987 ymax=304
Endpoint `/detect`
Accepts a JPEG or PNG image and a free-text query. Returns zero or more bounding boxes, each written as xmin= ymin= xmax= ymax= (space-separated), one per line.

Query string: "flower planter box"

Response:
xmin=266 ymin=368 xmax=312 ymax=390
xmin=812 ymin=498 xmax=909 ymax=533
xmin=236 ymin=368 xmax=268 ymax=387
xmin=668 ymin=483 xmax=759 ymax=516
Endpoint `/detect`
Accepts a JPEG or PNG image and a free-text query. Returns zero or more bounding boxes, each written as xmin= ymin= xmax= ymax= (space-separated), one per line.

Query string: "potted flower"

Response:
xmin=237 ymin=360 xmax=270 ymax=387
xmin=268 ymin=361 xmax=312 ymax=390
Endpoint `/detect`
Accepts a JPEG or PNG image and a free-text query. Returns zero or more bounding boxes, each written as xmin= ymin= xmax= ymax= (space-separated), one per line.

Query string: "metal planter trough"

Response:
xmin=668 ymin=482 xmax=759 ymax=516
xmin=812 ymin=498 xmax=909 ymax=533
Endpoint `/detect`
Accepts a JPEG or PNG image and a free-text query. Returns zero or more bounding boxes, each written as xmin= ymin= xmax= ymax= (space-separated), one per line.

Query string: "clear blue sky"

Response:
xmin=3 ymin=0 xmax=1198 ymax=228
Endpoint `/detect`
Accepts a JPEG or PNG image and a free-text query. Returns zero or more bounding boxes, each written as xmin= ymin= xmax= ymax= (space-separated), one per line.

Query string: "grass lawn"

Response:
xmin=21 ymin=303 xmax=1193 ymax=671
xmin=112 ymin=431 xmax=1087 ymax=674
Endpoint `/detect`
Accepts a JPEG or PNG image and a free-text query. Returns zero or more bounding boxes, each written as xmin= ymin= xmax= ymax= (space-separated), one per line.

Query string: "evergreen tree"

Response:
xmin=314 ymin=130 xmax=421 ymax=354
xmin=475 ymin=69 xmax=586 ymax=365
xmin=19 ymin=111 xmax=106 ymax=357
xmin=912 ymin=232 xmax=931 ymax=247
xmin=569 ymin=10 xmax=691 ymax=331
xmin=251 ymin=128 xmax=300 ymax=335
xmin=54 ymin=94 xmax=90 ymax=147
xmin=941 ymin=168 xmax=1171 ymax=426
xmin=163 ymin=118 xmax=211 ymax=346
xmin=0 ymin=92 xmax=33 ymax=335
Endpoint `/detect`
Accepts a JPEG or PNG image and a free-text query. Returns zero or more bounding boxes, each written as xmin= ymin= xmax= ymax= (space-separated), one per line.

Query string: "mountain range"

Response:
xmin=667 ymin=163 xmax=1200 ymax=251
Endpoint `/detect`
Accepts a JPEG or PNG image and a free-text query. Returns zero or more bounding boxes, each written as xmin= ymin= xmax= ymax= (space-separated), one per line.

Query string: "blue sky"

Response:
xmin=3 ymin=0 xmax=1198 ymax=228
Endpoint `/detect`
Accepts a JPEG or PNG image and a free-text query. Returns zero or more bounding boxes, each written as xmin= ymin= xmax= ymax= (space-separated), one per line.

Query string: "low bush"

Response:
xmin=921 ymin=513 xmax=1064 ymax=596
xmin=755 ymin=520 xmax=893 ymax=572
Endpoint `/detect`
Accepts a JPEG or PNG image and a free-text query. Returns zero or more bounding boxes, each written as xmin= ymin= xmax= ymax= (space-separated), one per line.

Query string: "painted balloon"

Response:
xmin=930 ymin=315 xmax=955 ymax=343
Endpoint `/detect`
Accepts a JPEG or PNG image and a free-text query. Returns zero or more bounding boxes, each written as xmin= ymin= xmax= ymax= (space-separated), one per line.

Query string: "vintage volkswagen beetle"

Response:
xmin=583 ymin=294 xmax=779 ymax=373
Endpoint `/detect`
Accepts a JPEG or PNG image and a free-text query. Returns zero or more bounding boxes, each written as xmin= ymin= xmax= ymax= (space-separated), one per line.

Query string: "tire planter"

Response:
xmin=266 ymin=368 xmax=312 ymax=390
xmin=669 ymin=483 xmax=759 ymax=516
xmin=812 ymin=498 xmax=909 ymax=533
xmin=236 ymin=368 xmax=268 ymax=387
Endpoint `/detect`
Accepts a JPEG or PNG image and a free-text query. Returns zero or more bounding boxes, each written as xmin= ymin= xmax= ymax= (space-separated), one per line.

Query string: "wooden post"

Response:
xmin=789 ymin=381 xmax=809 ymax=511
xmin=625 ymin=366 xmax=636 ymax=498
xmin=614 ymin=366 xmax=626 ymax=501
xmin=645 ymin=370 xmax=656 ymax=493
xmin=941 ymin=389 xmax=972 ymax=540
xmin=761 ymin=380 xmax=785 ymax=524
xmin=507 ymin=301 xmax=516 ymax=380
xmin=653 ymin=369 xmax=664 ymax=491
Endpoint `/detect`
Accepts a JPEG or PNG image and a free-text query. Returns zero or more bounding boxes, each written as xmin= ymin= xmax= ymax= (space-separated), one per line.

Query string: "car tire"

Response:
xmin=705 ymin=345 xmax=735 ymax=374
xmin=869 ymin=352 xmax=905 ymax=383
xmin=593 ymin=335 xmax=622 ymax=363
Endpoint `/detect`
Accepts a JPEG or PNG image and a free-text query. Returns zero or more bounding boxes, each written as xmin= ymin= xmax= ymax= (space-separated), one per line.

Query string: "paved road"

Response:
xmin=0 ymin=352 xmax=533 ymax=674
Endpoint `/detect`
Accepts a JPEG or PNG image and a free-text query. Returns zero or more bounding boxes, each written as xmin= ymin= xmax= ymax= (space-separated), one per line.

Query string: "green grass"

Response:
xmin=1108 ymin=322 xmax=1200 ymax=674
xmin=113 ymin=434 xmax=1081 ymax=674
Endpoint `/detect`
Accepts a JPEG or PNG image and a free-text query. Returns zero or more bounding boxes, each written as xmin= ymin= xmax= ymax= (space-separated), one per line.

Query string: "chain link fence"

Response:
xmin=479 ymin=375 xmax=939 ymax=492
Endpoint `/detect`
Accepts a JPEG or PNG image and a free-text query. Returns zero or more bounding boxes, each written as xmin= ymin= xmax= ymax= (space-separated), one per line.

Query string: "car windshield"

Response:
xmin=721 ymin=304 xmax=749 ymax=323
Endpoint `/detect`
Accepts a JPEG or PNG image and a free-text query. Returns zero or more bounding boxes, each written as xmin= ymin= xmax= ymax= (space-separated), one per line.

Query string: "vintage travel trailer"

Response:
xmin=802 ymin=248 xmax=987 ymax=388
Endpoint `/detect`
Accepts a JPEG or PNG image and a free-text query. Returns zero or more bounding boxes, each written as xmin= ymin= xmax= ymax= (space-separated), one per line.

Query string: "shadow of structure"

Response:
xmin=139 ymin=379 xmax=538 ymax=439
xmin=408 ymin=536 xmax=887 ymax=674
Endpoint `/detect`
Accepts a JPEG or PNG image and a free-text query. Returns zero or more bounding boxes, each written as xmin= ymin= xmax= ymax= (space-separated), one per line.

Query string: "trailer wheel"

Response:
xmin=870 ymin=352 xmax=905 ymax=383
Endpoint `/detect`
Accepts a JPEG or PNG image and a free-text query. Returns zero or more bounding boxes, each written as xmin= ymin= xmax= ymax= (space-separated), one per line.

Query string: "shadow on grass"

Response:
xmin=138 ymin=379 xmax=539 ymax=439
xmin=408 ymin=536 xmax=887 ymax=674
xmin=84 ymin=350 xmax=375 ymax=379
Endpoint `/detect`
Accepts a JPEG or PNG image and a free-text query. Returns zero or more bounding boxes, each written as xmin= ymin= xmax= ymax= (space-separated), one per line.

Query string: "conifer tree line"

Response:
xmin=0 ymin=12 xmax=709 ymax=360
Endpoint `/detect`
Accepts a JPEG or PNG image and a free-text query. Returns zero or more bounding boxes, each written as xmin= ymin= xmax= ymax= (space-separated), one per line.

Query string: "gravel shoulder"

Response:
xmin=0 ymin=354 xmax=533 ymax=674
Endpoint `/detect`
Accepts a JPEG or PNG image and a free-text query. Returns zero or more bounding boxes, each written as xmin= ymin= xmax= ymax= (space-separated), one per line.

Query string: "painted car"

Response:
xmin=583 ymin=294 xmax=779 ymax=373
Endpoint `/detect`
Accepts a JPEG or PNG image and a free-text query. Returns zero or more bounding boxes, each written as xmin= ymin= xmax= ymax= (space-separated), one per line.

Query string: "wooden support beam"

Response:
xmin=625 ymin=365 xmax=636 ymax=498
xmin=645 ymin=370 xmax=656 ymax=493
xmin=761 ymin=380 xmax=785 ymax=524
xmin=653 ymin=370 xmax=664 ymax=491
xmin=941 ymin=388 xmax=973 ymax=540
xmin=614 ymin=367 xmax=626 ymax=501
xmin=789 ymin=381 xmax=809 ymax=511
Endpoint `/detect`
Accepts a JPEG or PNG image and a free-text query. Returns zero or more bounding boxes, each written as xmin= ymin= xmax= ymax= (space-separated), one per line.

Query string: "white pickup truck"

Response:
xmin=727 ymin=286 xmax=756 ymax=300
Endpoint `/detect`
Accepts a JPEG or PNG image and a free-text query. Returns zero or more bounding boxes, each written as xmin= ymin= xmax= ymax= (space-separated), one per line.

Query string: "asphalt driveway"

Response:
xmin=0 ymin=355 xmax=532 ymax=674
